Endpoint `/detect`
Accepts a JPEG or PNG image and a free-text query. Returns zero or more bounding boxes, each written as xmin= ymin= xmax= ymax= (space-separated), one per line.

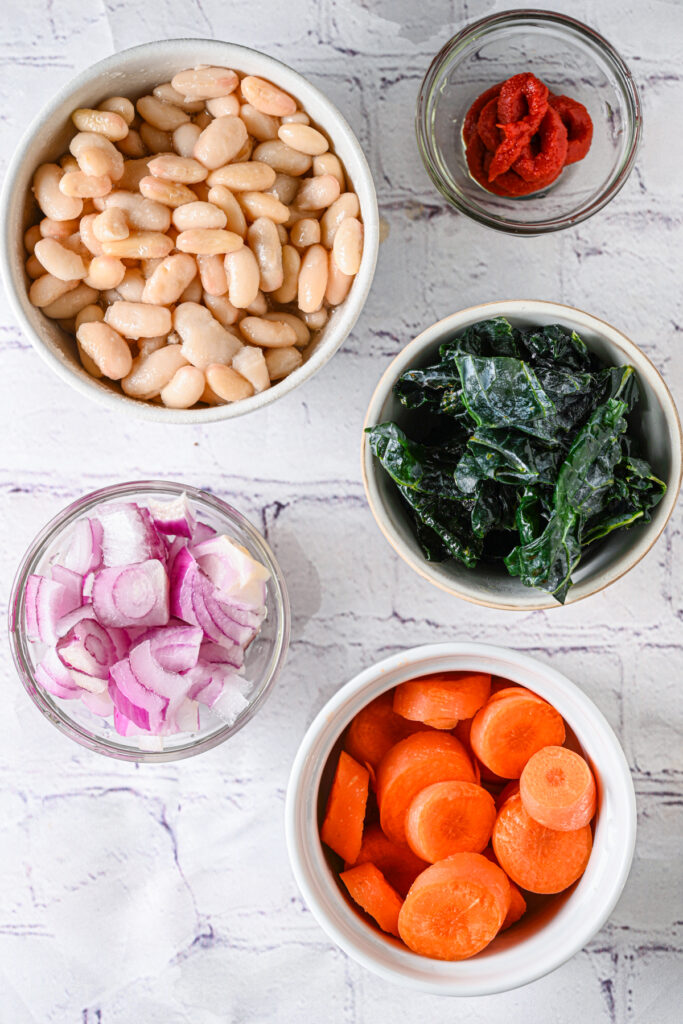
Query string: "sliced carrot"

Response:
xmin=495 ymin=780 xmax=520 ymax=809
xmin=398 ymin=852 xmax=511 ymax=960
xmin=377 ymin=732 xmax=476 ymax=846
xmin=520 ymin=745 xmax=596 ymax=831
xmin=344 ymin=690 xmax=429 ymax=770
xmin=320 ymin=751 xmax=370 ymax=864
xmin=340 ymin=862 xmax=403 ymax=937
xmin=492 ymin=792 xmax=593 ymax=894
xmin=405 ymin=781 xmax=497 ymax=862
xmin=488 ymin=686 xmax=545 ymax=705
xmin=470 ymin=693 xmax=566 ymax=779
xmin=502 ymin=882 xmax=527 ymax=930
xmin=345 ymin=822 xmax=428 ymax=897
xmin=393 ymin=672 xmax=491 ymax=727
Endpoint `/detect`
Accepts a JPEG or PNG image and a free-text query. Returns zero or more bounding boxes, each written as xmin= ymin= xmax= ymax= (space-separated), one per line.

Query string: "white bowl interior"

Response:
xmin=285 ymin=643 xmax=636 ymax=996
xmin=363 ymin=300 xmax=682 ymax=609
xmin=0 ymin=39 xmax=379 ymax=423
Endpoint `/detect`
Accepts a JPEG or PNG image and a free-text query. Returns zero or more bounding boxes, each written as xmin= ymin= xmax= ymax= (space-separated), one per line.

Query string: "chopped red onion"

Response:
xmin=62 ymin=517 xmax=103 ymax=575
xmin=149 ymin=494 xmax=197 ymax=539
xmin=98 ymin=503 xmax=166 ymax=567
xmin=92 ymin=559 xmax=169 ymax=628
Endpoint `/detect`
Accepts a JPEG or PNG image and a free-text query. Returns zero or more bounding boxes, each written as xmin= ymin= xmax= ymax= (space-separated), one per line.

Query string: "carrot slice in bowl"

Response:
xmin=344 ymin=690 xmax=429 ymax=771
xmin=471 ymin=692 xmax=566 ymax=779
xmin=377 ymin=732 xmax=476 ymax=846
xmin=405 ymin=780 xmax=497 ymax=862
xmin=340 ymin=862 xmax=403 ymax=937
xmin=393 ymin=671 xmax=491 ymax=727
xmin=320 ymin=750 xmax=369 ymax=864
xmin=492 ymin=791 xmax=593 ymax=894
xmin=398 ymin=851 xmax=511 ymax=960
xmin=520 ymin=745 xmax=596 ymax=831
xmin=345 ymin=822 xmax=428 ymax=897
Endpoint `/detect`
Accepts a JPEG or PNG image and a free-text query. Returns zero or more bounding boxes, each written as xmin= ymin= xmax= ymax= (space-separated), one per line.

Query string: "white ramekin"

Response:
xmin=0 ymin=39 xmax=379 ymax=423
xmin=285 ymin=643 xmax=636 ymax=996
xmin=362 ymin=300 xmax=682 ymax=610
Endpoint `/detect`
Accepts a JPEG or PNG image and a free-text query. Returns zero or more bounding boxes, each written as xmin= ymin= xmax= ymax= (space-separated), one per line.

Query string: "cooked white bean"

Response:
xmin=101 ymin=190 xmax=172 ymax=231
xmin=102 ymin=231 xmax=173 ymax=259
xmin=193 ymin=110 xmax=212 ymax=130
xmin=117 ymin=156 xmax=152 ymax=191
xmin=247 ymin=217 xmax=283 ymax=292
xmin=33 ymin=164 xmax=83 ymax=221
xmin=139 ymin=176 xmax=197 ymax=208
xmin=75 ymin=304 xmax=104 ymax=329
xmin=174 ymin=301 xmax=243 ymax=368
xmin=179 ymin=275 xmax=203 ymax=302
xmin=78 ymin=214 xmax=104 ymax=256
xmin=147 ymin=154 xmax=208 ymax=184
xmin=197 ymin=253 xmax=228 ymax=295
xmin=93 ymin=207 xmax=129 ymax=242
xmin=298 ymin=243 xmax=328 ymax=313
xmin=241 ymin=76 xmax=297 ymax=117
xmin=205 ymin=363 xmax=254 ymax=402
xmin=232 ymin=345 xmax=270 ymax=392
xmin=313 ymin=152 xmax=345 ymax=191
xmin=171 ymin=66 xmax=239 ymax=101
xmin=160 ymin=364 xmax=205 ymax=408
xmin=206 ymin=95 xmax=240 ymax=118
xmin=238 ymin=191 xmax=289 ymax=224
xmin=296 ymin=173 xmax=341 ymax=211
xmin=320 ymin=191 xmax=361 ymax=247
xmin=116 ymin=268 xmax=146 ymax=302
xmin=203 ymin=292 xmax=239 ymax=326
xmin=122 ymin=346 xmax=188 ymax=399
xmin=84 ymin=256 xmax=126 ymax=290
xmin=34 ymin=238 xmax=87 ymax=281
xmin=253 ymin=140 xmax=312 ymax=176
xmin=24 ymin=225 xmax=42 ymax=253
xmin=138 ymin=336 xmax=167 ymax=358
xmin=117 ymin=129 xmax=148 ymax=158
xmin=105 ymin=300 xmax=172 ymax=339
xmin=29 ymin=274 xmax=80 ymax=307
xmin=173 ymin=122 xmax=202 ymax=158
xmin=239 ymin=316 xmax=297 ymax=348
xmin=246 ymin=291 xmax=268 ymax=316
xmin=141 ymin=252 xmax=197 ymax=305
xmin=139 ymin=123 xmax=173 ymax=154
xmin=98 ymin=96 xmax=135 ymax=125
xmin=42 ymin=283 xmax=98 ymax=319
xmin=302 ymin=306 xmax=329 ymax=329
xmin=72 ymin=108 xmax=129 ymax=141
xmin=207 ymin=186 xmax=248 ymax=237
xmin=137 ymin=95 xmax=190 ymax=131
xmin=70 ymin=133 xmax=124 ymax=181
xmin=290 ymin=217 xmax=321 ymax=248
xmin=62 ymin=233 xmax=90 ymax=258
xmin=268 ymin=172 xmax=299 ymax=206
xmin=77 ymin=321 xmax=132 ymax=379
xmin=176 ymin=228 xmax=243 ymax=255
xmin=270 ymin=245 xmax=300 ymax=304
xmin=153 ymin=82 xmax=205 ymax=113
xmin=26 ymin=254 xmax=44 ymax=278
xmin=265 ymin=345 xmax=303 ymax=380
xmin=276 ymin=223 xmax=288 ymax=245
xmin=207 ymin=161 xmax=276 ymax=192
xmin=239 ymin=103 xmax=279 ymax=141
xmin=325 ymin=250 xmax=353 ymax=305
xmin=172 ymin=201 xmax=227 ymax=231
xmin=263 ymin=310 xmax=310 ymax=348
xmin=333 ymin=217 xmax=363 ymax=276
xmin=193 ymin=115 xmax=248 ymax=170
xmin=59 ymin=171 xmax=112 ymax=199
xmin=40 ymin=216 xmax=81 ymax=240
xmin=278 ymin=123 xmax=328 ymax=156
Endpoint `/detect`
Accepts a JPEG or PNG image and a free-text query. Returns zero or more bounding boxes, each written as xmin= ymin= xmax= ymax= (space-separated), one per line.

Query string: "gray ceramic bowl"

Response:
xmin=362 ymin=300 xmax=682 ymax=610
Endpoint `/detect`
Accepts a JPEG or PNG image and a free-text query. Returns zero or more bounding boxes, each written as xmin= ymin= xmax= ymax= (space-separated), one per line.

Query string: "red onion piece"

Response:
xmin=82 ymin=690 xmax=115 ymax=717
xmin=191 ymin=535 xmax=269 ymax=609
xmin=62 ymin=517 xmax=103 ymax=575
xmin=92 ymin=559 xmax=169 ymax=628
xmin=109 ymin=657 xmax=167 ymax=732
xmin=35 ymin=648 xmax=82 ymax=700
xmin=25 ymin=574 xmax=82 ymax=643
xmin=149 ymin=493 xmax=197 ymax=539
xmin=97 ymin=502 xmax=166 ymax=567
xmin=199 ymin=639 xmax=244 ymax=670
xmin=132 ymin=622 xmax=203 ymax=672
xmin=57 ymin=618 xmax=127 ymax=680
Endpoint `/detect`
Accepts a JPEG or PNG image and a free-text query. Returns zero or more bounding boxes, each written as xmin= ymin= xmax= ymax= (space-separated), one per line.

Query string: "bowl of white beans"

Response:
xmin=1 ymin=39 xmax=379 ymax=421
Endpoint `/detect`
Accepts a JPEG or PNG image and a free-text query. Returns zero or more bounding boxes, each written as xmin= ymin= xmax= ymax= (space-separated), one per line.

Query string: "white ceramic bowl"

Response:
xmin=0 ymin=39 xmax=379 ymax=423
xmin=285 ymin=643 xmax=636 ymax=996
xmin=362 ymin=300 xmax=682 ymax=609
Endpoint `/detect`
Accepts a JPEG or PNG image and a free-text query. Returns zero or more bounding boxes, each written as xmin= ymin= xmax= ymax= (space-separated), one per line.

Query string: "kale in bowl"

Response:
xmin=366 ymin=317 xmax=665 ymax=603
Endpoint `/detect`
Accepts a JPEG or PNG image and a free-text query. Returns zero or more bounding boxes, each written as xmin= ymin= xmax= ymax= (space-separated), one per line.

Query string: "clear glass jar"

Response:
xmin=8 ymin=480 xmax=290 ymax=762
xmin=416 ymin=10 xmax=642 ymax=235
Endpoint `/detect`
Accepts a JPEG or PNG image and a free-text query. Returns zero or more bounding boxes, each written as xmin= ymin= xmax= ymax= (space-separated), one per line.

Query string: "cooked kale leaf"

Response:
xmin=366 ymin=317 xmax=666 ymax=603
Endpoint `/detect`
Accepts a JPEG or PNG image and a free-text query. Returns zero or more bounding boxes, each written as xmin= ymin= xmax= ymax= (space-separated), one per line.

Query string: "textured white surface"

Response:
xmin=0 ymin=1 xmax=681 ymax=1021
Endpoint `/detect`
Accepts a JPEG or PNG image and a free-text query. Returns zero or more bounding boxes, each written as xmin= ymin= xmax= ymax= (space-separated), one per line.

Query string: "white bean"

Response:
xmin=137 ymin=95 xmax=190 ymax=131
xmin=75 ymin=304 xmax=104 ymax=329
xmin=296 ymin=174 xmax=341 ymax=211
xmin=207 ymin=162 xmax=276 ymax=193
xmin=116 ymin=268 xmax=147 ymax=302
xmin=98 ymin=96 xmax=135 ymax=125
xmin=265 ymin=346 xmax=303 ymax=380
xmin=239 ymin=316 xmax=297 ymax=348
xmin=117 ymin=157 xmax=152 ymax=191
xmin=270 ymin=244 xmax=300 ymax=304
xmin=174 ymin=302 xmax=243 ymax=368
xmin=34 ymin=238 xmax=87 ymax=281
xmin=253 ymin=140 xmax=312 ymax=176
xmin=179 ymin=275 xmax=203 ymax=303
xmin=313 ymin=152 xmax=345 ymax=191
xmin=320 ymin=192 xmax=360 ymax=247
xmin=238 ymin=191 xmax=289 ymax=224
xmin=332 ymin=216 xmax=363 ymax=275
xmin=268 ymin=172 xmax=299 ymax=206
xmin=207 ymin=186 xmax=248 ymax=237
xmin=105 ymin=300 xmax=172 ymax=339
xmin=139 ymin=176 xmax=196 ymax=208
xmin=138 ymin=336 xmax=167 ymax=358
xmin=302 ymin=306 xmax=329 ymax=329
xmin=171 ymin=66 xmax=239 ymax=101
xmin=72 ymin=108 xmax=129 ymax=141
xmin=40 ymin=216 xmax=80 ymax=239
xmin=263 ymin=310 xmax=310 ymax=348
xmin=102 ymin=232 xmax=174 ymax=259
xmin=59 ymin=171 xmax=112 ymax=199
xmin=122 ymin=346 xmax=188 ymax=399
xmin=84 ymin=256 xmax=126 ymax=290
xmin=241 ymin=76 xmax=297 ymax=117
xmin=246 ymin=291 xmax=268 ymax=316
xmin=79 ymin=214 xmax=104 ymax=256
xmin=93 ymin=207 xmax=129 ymax=242
xmin=77 ymin=321 xmax=132 ymax=379
xmin=206 ymin=95 xmax=240 ymax=118
xmin=197 ymin=253 xmax=228 ymax=295
xmin=193 ymin=115 xmax=248 ymax=170
xmin=160 ymin=364 xmax=205 ymax=408
xmin=70 ymin=133 xmax=124 ymax=181
xmin=205 ymin=363 xmax=254 ymax=402
xmin=141 ymin=253 xmax=197 ymax=305
xmin=278 ymin=123 xmax=329 ymax=156
xmin=173 ymin=122 xmax=202 ymax=158
xmin=139 ymin=123 xmax=173 ymax=154
xmin=325 ymin=250 xmax=353 ymax=305
xmin=42 ymin=283 xmax=99 ymax=319
xmin=247 ymin=217 xmax=283 ymax=292
xmin=32 ymin=164 xmax=83 ymax=221
xmin=298 ymin=244 xmax=328 ymax=313
xmin=147 ymin=154 xmax=208 ymax=184
xmin=203 ymin=292 xmax=239 ymax=326
xmin=153 ymin=82 xmax=205 ymax=113
xmin=232 ymin=345 xmax=270 ymax=393
xmin=172 ymin=201 xmax=227 ymax=231
xmin=176 ymin=228 xmax=243 ymax=255
xmin=24 ymin=225 xmax=42 ymax=253
xmin=239 ymin=103 xmax=279 ymax=141
xmin=116 ymin=129 xmax=147 ymax=159
xmin=29 ymin=274 xmax=79 ymax=307
xmin=26 ymin=254 xmax=44 ymax=278
xmin=290 ymin=218 xmax=321 ymax=248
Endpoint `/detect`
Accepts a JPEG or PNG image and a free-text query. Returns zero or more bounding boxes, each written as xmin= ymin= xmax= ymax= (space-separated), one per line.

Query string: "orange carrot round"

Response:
xmin=502 ymin=881 xmax=527 ymax=930
xmin=393 ymin=672 xmax=491 ymax=727
xmin=520 ymin=745 xmax=597 ymax=831
xmin=377 ymin=732 xmax=476 ymax=846
xmin=488 ymin=685 xmax=545 ymax=705
xmin=344 ymin=690 xmax=429 ymax=770
xmin=320 ymin=750 xmax=369 ymax=864
xmin=340 ymin=862 xmax=404 ymax=937
xmin=495 ymin=780 xmax=520 ymax=809
xmin=470 ymin=693 xmax=566 ymax=779
xmin=405 ymin=781 xmax=497 ymax=862
xmin=398 ymin=852 xmax=511 ymax=960
xmin=346 ymin=822 xmax=428 ymax=897
xmin=492 ymin=791 xmax=593 ymax=894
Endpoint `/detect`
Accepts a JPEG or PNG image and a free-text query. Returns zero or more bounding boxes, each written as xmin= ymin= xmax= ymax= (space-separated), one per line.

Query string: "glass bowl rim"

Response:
xmin=8 ymin=479 xmax=291 ymax=763
xmin=415 ymin=8 xmax=643 ymax=235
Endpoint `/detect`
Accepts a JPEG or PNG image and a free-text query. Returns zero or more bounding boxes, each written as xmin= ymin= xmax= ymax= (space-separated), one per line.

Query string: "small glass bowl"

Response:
xmin=416 ymin=9 xmax=642 ymax=234
xmin=8 ymin=481 xmax=290 ymax=762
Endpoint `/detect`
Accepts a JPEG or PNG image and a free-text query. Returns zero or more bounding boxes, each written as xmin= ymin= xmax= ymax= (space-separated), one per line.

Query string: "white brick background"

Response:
xmin=0 ymin=1 xmax=681 ymax=1021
